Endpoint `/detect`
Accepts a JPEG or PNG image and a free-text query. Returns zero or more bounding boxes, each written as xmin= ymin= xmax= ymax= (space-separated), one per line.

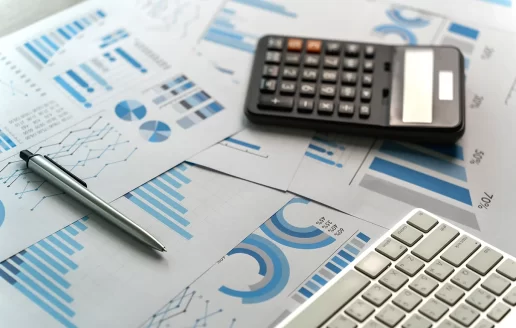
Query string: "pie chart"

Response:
xmin=0 ymin=200 xmax=4 ymax=228
xmin=115 ymin=100 xmax=147 ymax=121
xmin=140 ymin=121 xmax=171 ymax=143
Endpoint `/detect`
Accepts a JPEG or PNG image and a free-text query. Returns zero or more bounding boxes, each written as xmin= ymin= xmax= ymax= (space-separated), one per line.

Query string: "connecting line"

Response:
xmin=61 ymin=138 xmax=130 ymax=172
xmin=46 ymin=124 xmax=114 ymax=159
xmin=82 ymin=147 xmax=137 ymax=180
xmin=148 ymin=287 xmax=196 ymax=326
xmin=191 ymin=301 xmax=223 ymax=328
xmin=0 ymin=160 xmax=25 ymax=175
xmin=15 ymin=181 xmax=46 ymax=199
xmin=31 ymin=192 xmax=65 ymax=211
xmin=1 ymin=168 xmax=30 ymax=185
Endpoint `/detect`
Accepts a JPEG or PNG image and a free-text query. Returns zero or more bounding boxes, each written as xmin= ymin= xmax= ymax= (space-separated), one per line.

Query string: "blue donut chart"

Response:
xmin=115 ymin=100 xmax=147 ymax=121
xmin=139 ymin=120 xmax=171 ymax=143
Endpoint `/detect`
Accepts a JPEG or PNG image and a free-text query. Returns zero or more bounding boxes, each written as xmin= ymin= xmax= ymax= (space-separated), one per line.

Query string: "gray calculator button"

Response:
xmin=418 ymin=298 xmax=449 ymax=321
xmin=452 ymin=268 xmax=480 ymax=291
xmin=340 ymin=86 xmax=356 ymax=100
xmin=375 ymin=304 xmax=405 ymax=327
xmin=338 ymin=103 xmax=355 ymax=116
xmin=279 ymin=81 xmax=296 ymax=95
xmin=359 ymin=104 xmax=370 ymax=118
xmin=438 ymin=319 xmax=462 ymax=328
xmin=487 ymin=302 xmax=511 ymax=322
xmin=376 ymin=238 xmax=407 ymax=261
xmin=298 ymin=99 xmax=314 ymax=113
xmin=318 ymin=100 xmax=334 ymax=114
xmin=402 ymin=314 xmax=431 ymax=328
xmin=265 ymin=51 xmax=281 ymax=63
xmin=326 ymin=315 xmax=357 ymax=328
xmin=267 ymin=37 xmax=283 ymax=50
xmin=412 ymin=223 xmax=459 ymax=262
xmin=503 ymin=286 xmax=516 ymax=306
xmin=497 ymin=259 xmax=516 ymax=281
xmin=409 ymin=274 xmax=439 ymax=296
xmin=282 ymin=67 xmax=299 ymax=79
xmin=473 ymin=319 xmax=494 ymax=328
xmin=363 ymin=284 xmax=392 ymax=307
xmin=343 ymin=58 xmax=359 ymax=71
xmin=450 ymin=303 xmax=479 ymax=327
xmin=260 ymin=79 xmax=277 ymax=93
xmin=285 ymin=53 xmax=301 ymax=65
xmin=396 ymin=254 xmax=424 ymax=277
xmin=341 ymin=72 xmax=357 ymax=85
xmin=391 ymin=224 xmax=422 ymax=247
xmin=466 ymin=288 xmax=495 ymax=311
xmin=345 ymin=299 xmax=375 ymax=322
xmin=324 ymin=56 xmax=340 ymax=68
xmin=361 ymin=89 xmax=372 ymax=102
xmin=466 ymin=246 xmax=503 ymax=276
xmin=362 ymin=74 xmax=373 ymax=87
xmin=302 ymin=69 xmax=318 ymax=81
xmin=365 ymin=45 xmax=375 ymax=58
xmin=379 ymin=269 xmax=408 ymax=291
xmin=392 ymin=289 xmax=422 ymax=312
xmin=320 ymin=84 xmax=336 ymax=98
xmin=425 ymin=259 xmax=454 ymax=282
xmin=355 ymin=252 xmax=391 ymax=279
xmin=304 ymin=54 xmax=320 ymax=67
xmin=363 ymin=321 xmax=387 ymax=328
xmin=263 ymin=65 xmax=279 ymax=77
xmin=441 ymin=235 xmax=481 ymax=267
xmin=435 ymin=283 xmax=464 ymax=306
xmin=481 ymin=273 xmax=511 ymax=296
xmin=322 ymin=70 xmax=338 ymax=83
xmin=345 ymin=44 xmax=360 ymax=56
xmin=363 ymin=60 xmax=374 ymax=72
xmin=326 ymin=42 xmax=342 ymax=55
xmin=300 ymin=83 xmax=316 ymax=96
xmin=407 ymin=211 xmax=438 ymax=232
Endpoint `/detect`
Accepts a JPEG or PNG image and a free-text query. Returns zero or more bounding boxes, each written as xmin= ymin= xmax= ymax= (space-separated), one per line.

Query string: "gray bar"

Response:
xmin=268 ymin=310 xmax=292 ymax=328
xmin=89 ymin=13 xmax=98 ymax=22
xmin=50 ymin=32 xmax=64 ymax=46
xmin=16 ymin=46 xmax=43 ymax=70
xmin=441 ymin=36 xmax=474 ymax=55
xmin=360 ymin=174 xmax=480 ymax=230
xmin=91 ymin=58 xmax=108 ymax=72
xmin=351 ymin=238 xmax=365 ymax=249
xmin=291 ymin=294 xmax=305 ymax=304
xmin=319 ymin=267 xmax=335 ymax=280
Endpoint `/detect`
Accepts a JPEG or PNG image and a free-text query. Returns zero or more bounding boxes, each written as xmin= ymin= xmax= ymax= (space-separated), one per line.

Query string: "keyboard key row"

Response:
xmin=267 ymin=36 xmax=375 ymax=58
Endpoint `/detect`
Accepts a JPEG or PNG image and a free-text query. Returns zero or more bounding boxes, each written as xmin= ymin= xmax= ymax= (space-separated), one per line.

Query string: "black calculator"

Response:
xmin=244 ymin=35 xmax=466 ymax=142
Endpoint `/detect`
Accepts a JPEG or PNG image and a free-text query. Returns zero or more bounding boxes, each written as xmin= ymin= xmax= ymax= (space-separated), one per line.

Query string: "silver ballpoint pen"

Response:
xmin=20 ymin=150 xmax=166 ymax=252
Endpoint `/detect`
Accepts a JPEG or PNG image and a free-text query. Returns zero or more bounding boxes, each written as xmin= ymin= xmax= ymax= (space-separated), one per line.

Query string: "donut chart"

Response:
xmin=139 ymin=120 xmax=171 ymax=143
xmin=0 ymin=200 xmax=5 ymax=227
xmin=115 ymin=100 xmax=147 ymax=121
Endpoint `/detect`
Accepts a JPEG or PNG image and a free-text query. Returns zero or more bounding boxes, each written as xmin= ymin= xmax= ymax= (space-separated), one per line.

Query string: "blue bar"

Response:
xmin=370 ymin=157 xmax=472 ymax=205
xmin=66 ymin=24 xmax=78 ymax=35
xmin=33 ymin=39 xmax=53 ymax=57
xmin=312 ymin=135 xmax=338 ymax=147
xmin=74 ymin=21 xmax=84 ymax=30
xmin=0 ymin=130 xmax=16 ymax=148
xmin=344 ymin=244 xmax=359 ymax=255
xmin=418 ymin=143 xmax=464 ymax=161
xmin=298 ymin=287 xmax=313 ymax=298
xmin=54 ymin=76 xmax=90 ymax=108
xmin=28 ymin=245 xmax=67 ymax=274
xmin=166 ymin=75 xmax=187 ymax=88
xmin=81 ymin=17 xmax=91 ymax=26
xmin=152 ymin=179 xmax=184 ymax=200
xmin=160 ymin=173 xmax=182 ymax=188
xmin=65 ymin=225 xmax=79 ymax=236
xmin=305 ymin=151 xmax=336 ymax=166
xmin=169 ymin=169 xmax=191 ymax=184
xmin=379 ymin=141 xmax=467 ymax=181
xmin=177 ymin=163 xmax=188 ymax=171
xmin=38 ymin=240 xmax=78 ymax=270
xmin=199 ymin=107 xmax=213 ymax=118
xmin=204 ymin=32 xmax=255 ymax=53
xmin=207 ymin=101 xmax=224 ymax=113
xmin=233 ymin=0 xmax=297 ymax=17
xmin=357 ymin=232 xmax=370 ymax=243
xmin=97 ymin=10 xmax=106 ymax=18
xmin=57 ymin=28 xmax=71 ymax=40
xmin=332 ymin=256 xmax=348 ymax=269
xmin=20 ymin=251 xmax=70 ymax=288
xmin=56 ymin=231 xmax=83 ymax=251
xmin=142 ymin=183 xmax=187 ymax=214
xmin=41 ymin=35 xmax=59 ymax=51
xmin=0 ymin=138 xmax=9 ymax=151
xmin=222 ymin=8 xmax=235 ymax=14
xmin=213 ymin=19 xmax=234 ymax=29
xmin=24 ymin=42 xmax=48 ymax=64
xmin=338 ymin=250 xmax=355 ymax=262
xmin=133 ymin=189 xmax=189 ymax=226
xmin=312 ymin=274 xmax=327 ymax=286
xmin=48 ymin=235 xmax=74 ymax=255
xmin=308 ymin=144 xmax=326 ymax=153
xmin=115 ymin=47 xmax=145 ymax=71
xmin=74 ymin=220 xmax=87 ymax=231
xmin=305 ymin=281 xmax=320 ymax=292
xmin=125 ymin=194 xmax=192 ymax=239
xmin=325 ymin=262 xmax=341 ymax=274
xmin=207 ymin=28 xmax=244 ymax=40
xmin=225 ymin=137 xmax=261 ymax=150
xmin=448 ymin=23 xmax=479 ymax=40
xmin=66 ymin=70 xmax=90 ymax=90
xmin=79 ymin=63 xmax=112 ymax=91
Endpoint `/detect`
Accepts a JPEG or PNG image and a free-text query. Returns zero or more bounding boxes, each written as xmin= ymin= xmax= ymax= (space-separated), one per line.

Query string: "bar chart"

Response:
xmin=176 ymin=101 xmax=225 ymax=129
xmin=218 ymin=136 xmax=268 ymax=158
xmin=147 ymin=75 xmax=195 ymax=106
xmin=0 ymin=128 xmax=17 ymax=154
xmin=304 ymin=134 xmax=346 ymax=168
xmin=99 ymin=28 xmax=129 ymax=48
xmin=440 ymin=22 xmax=480 ymax=70
xmin=172 ymin=91 xmax=212 ymax=114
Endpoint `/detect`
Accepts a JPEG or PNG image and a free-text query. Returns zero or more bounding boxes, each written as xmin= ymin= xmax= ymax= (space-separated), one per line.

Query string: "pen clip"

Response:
xmin=44 ymin=155 xmax=88 ymax=188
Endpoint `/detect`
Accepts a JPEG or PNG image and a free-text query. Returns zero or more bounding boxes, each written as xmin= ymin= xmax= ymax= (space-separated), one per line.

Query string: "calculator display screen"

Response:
xmin=402 ymin=49 xmax=434 ymax=123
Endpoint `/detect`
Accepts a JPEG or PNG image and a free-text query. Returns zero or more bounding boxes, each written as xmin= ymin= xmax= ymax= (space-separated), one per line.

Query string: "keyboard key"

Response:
xmin=402 ymin=314 xmax=431 ymax=328
xmin=392 ymin=289 xmax=422 ymax=312
xmin=482 ymin=273 xmax=511 ymax=296
xmin=497 ymin=259 xmax=516 ymax=281
xmin=379 ymin=269 xmax=408 ymax=291
xmin=365 ymin=45 xmax=375 ymax=58
xmin=467 ymin=247 xmax=503 ymax=276
xmin=395 ymin=254 xmax=424 ymax=277
xmin=341 ymin=72 xmax=357 ymax=85
xmin=318 ymin=100 xmax=334 ymax=114
xmin=425 ymin=259 xmax=454 ymax=282
xmin=435 ymin=283 xmax=464 ymax=306
xmin=326 ymin=42 xmax=342 ymax=55
xmin=409 ymin=274 xmax=438 ymax=296
xmin=340 ymin=87 xmax=356 ymax=100
xmin=452 ymin=268 xmax=481 ymax=291
xmin=359 ymin=104 xmax=371 ymax=118
xmin=306 ymin=40 xmax=322 ymax=53
xmin=364 ymin=60 xmax=374 ymax=72
xmin=391 ymin=224 xmax=423 ymax=247
xmin=263 ymin=65 xmax=279 ymax=77
xmin=304 ymin=54 xmax=320 ymax=67
xmin=466 ymin=288 xmax=495 ymax=311
xmin=418 ymin=298 xmax=448 ymax=321
xmin=322 ymin=70 xmax=338 ymax=83
xmin=473 ymin=319 xmax=494 ymax=328
xmin=375 ymin=238 xmax=407 ymax=261
xmin=324 ymin=56 xmax=340 ymax=68
xmin=298 ymin=99 xmax=314 ymax=113
xmin=282 ymin=67 xmax=299 ymax=79
xmin=355 ymin=252 xmax=391 ymax=279
xmin=450 ymin=303 xmax=479 ymax=327
xmin=487 ymin=303 xmax=510 ymax=322
xmin=364 ymin=321 xmax=387 ymax=328
xmin=302 ymin=69 xmax=318 ymax=81
xmin=441 ymin=235 xmax=481 ymax=267
xmin=407 ymin=211 xmax=438 ymax=233
xmin=345 ymin=44 xmax=360 ymax=57
xmin=267 ymin=37 xmax=284 ymax=50
xmin=265 ymin=51 xmax=281 ymax=63
xmin=343 ymin=58 xmax=359 ymax=71
xmin=375 ymin=304 xmax=405 ymax=327
xmin=279 ymin=81 xmax=296 ymax=95
xmin=260 ymin=79 xmax=277 ymax=93
xmin=412 ymin=223 xmax=459 ymax=262
xmin=300 ymin=83 xmax=316 ymax=96
xmin=361 ymin=89 xmax=372 ymax=102
xmin=362 ymin=74 xmax=373 ymax=86
xmin=503 ymin=286 xmax=516 ymax=305
xmin=338 ymin=103 xmax=355 ymax=116
xmin=258 ymin=95 xmax=293 ymax=111
xmin=285 ymin=53 xmax=301 ymax=65
xmin=287 ymin=38 xmax=303 ymax=51
xmin=363 ymin=284 xmax=392 ymax=307
xmin=326 ymin=315 xmax=357 ymax=328
xmin=320 ymin=85 xmax=336 ymax=98
xmin=345 ymin=299 xmax=375 ymax=322
xmin=438 ymin=320 xmax=462 ymax=328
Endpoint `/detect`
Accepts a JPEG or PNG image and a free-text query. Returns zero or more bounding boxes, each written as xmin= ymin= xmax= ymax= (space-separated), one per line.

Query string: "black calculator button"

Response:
xmin=363 ymin=60 xmax=374 ymax=72
xmin=323 ymin=56 xmax=340 ymax=68
xmin=362 ymin=74 xmax=373 ymax=86
xmin=343 ymin=58 xmax=359 ymax=71
xmin=263 ymin=65 xmax=279 ymax=78
xmin=304 ymin=55 xmax=320 ymax=67
xmin=258 ymin=95 xmax=294 ymax=111
xmin=340 ymin=86 xmax=356 ymax=100
xmin=300 ymin=83 xmax=316 ymax=96
xmin=282 ymin=67 xmax=299 ymax=80
xmin=322 ymin=70 xmax=338 ymax=83
xmin=365 ymin=45 xmax=375 ymax=58
xmin=260 ymin=79 xmax=277 ymax=93
xmin=345 ymin=44 xmax=360 ymax=56
xmin=320 ymin=85 xmax=336 ymax=98
xmin=267 ymin=37 xmax=284 ymax=50
xmin=341 ymin=72 xmax=357 ymax=85
xmin=326 ymin=42 xmax=341 ymax=55
xmin=361 ymin=89 xmax=372 ymax=102
xmin=302 ymin=69 xmax=318 ymax=81
xmin=279 ymin=81 xmax=296 ymax=95
xmin=298 ymin=99 xmax=314 ymax=113
xmin=285 ymin=53 xmax=301 ymax=65
xmin=359 ymin=104 xmax=371 ymax=118
xmin=306 ymin=40 xmax=322 ymax=53
xmin=338 ymin=103 xmax=355 ymax=116
xmin=287 ymin=38 xmax=303 ymax=52
xmin=318 ymin=100 xmax=334 ymax=114
xmin=265 ymin=51 xmax=282 ymax=63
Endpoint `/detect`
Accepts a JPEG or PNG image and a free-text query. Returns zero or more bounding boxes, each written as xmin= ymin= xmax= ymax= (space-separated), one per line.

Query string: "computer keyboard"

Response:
xmin=278 ymin=209 xmax=516 ymax=328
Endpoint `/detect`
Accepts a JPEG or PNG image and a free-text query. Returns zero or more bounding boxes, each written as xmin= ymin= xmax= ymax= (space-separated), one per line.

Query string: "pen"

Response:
xmin=20 ymin=150 xmax=166 ymax=252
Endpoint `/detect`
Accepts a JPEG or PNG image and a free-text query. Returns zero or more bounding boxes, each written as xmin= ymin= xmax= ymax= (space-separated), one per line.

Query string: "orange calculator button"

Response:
xmin=287 ymin=38 xmax=303 ymax=51
xmin=306 ymin=40 xmax=322 ymax=53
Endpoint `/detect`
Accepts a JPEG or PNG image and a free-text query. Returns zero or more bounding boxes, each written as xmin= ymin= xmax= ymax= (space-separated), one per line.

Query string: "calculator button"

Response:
xmin=497 ymin=259 xmax=516 ymax=281
xmin=318 ymin=100 xmax=334 ymax=114
xmin=263 ymin=65 xmax=279 ymax=77
xmin=363 ymin=284 xmax=392 ymax=307
xmin=452 ymin=268 xmax=481 ymax=291
xmin=395 ymin=254 xmax=424 ymax=277
xmin=260 ymin=79 xmax=277 ymax=93
xmin=425 ymin=259 xmax=454 ymax=282
xmin=298 ymin=99 xmax=314 ymax=113
xmin=300 ymin=83 xmax=316 ymax=96
xmin=375 ymin=304 xmax=405 ymax=327
xmin=439 ymin=320 xmax=462 ymax=328
xmin=407 ymin=212 xmax=438 ymax=233
xmin=282 ymin=67 xmax=299 ymax=80
xmin=376 ymin=238 xmax=407 ymax=261
xmin=359 ymin=104 xmax=371 ymax=118
xmin=487 ymin=303 xmax=510 ymax=322
xmin=409 ymin=274 xmax=439 ymax=296
xmin=345 ymin=299 xmax=375 ymax=322
xmin=355 ymin=252 xmax=391 ymax=279
xmin=441 ymin=235 xmax=481 ymax=267
xmin=340 ymin=87 xmax=356 ymax=100
xmin=364 ymin=60 xmax=374 ymax=72
xmin=435 ymin=283 xmax=464 ymax=306
xmin=391 ymin=224 xmax=423 ymax=247
xmin=343 ymin=58 xmax=359 ymax=71
xmin=265 ymin=51 xmax=281 ymax=63
xmin=258 ymin=95 xmax=293 ymax=111
xmin=322 ymin=70 xmax=338 ymax=83
xmin=338 ymin=103 xmax=355 ymax=116
xmin=306 ymin=40 xmax=322 ymax=53
xmin=412 ymin=223 xmax=459 ymax=262
xmin=418 ymin=298 xmax=449 ymax=321
xmin=267 ymin=37 xmax=284 ymax=50
xmin=450 ymin=303 xmax=479 ymax=327
xmin=327 ymin=315 xmax=357 ymax=328
xmin=304 ymin=55 xmax=320 ymax=67
xmin=402 ymin=314 xmax=431 ymax=328
xmin=287 ymin=38 xmax=303 ymax=51
xmin=324 ymin=56 xmax=340 ymax=68
xmin=379 ymin=269 xmax=408 ymax=291
xmin=363 ymin=74 xmax=373 ymax=87
xmin=361 ymin=89 xmax=372 ymax=102
xmin=342 ymin=72 xmax=358 ymax=85
xmin=466 ymin=247 xmax=503 ymax=276
xmin=320 ymin=85 xmax=336 ymax=98
xmin=302 ymin=69 xmax=318 ymax=81
xmin=279 ymin=81 xmax=296 ymax=95
xmin=365 ymin=45 xmax=375 ymax=58
xmin=481 ymin=273 xmax=510 ymax=296
xmin=285 ymin=53 xmax=301 ymax=65
xmin=326 ymin=42 xmax=342 ymax=54
xmin=466 ymin=288 xmax=495 ymax=311
xmin=393 ymin=289 xmax=422 ymax=312
xmin=345 ymin=44 xmax=360 ymax=57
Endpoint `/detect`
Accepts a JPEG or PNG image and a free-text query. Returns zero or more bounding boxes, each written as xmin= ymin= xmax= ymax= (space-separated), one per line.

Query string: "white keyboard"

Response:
xmin=278 ymin=209 xmax=516 ymax=328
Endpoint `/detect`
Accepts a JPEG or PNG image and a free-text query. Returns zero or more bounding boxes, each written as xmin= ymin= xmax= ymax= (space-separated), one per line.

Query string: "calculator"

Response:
xmin=244 ymin=35 xmax=466 ymax=143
